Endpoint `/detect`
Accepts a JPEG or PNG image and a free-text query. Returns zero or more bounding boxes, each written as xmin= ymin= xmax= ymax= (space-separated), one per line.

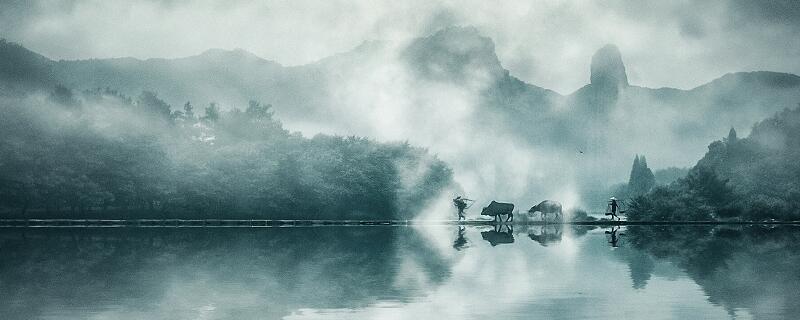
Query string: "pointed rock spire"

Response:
xmin=590 ymin=44 xmax=628 ymax=89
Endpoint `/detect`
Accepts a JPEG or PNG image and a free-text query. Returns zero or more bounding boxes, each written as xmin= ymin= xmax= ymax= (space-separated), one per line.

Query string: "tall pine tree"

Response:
xmin=725 ymin=127 xmax=737 ymax=144
xmin=628 ymin=154 xmax=656 ymax=196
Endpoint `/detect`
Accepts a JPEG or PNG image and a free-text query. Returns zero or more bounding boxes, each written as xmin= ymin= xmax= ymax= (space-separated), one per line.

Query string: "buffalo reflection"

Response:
xmin=481 ymin=224 xmax=514 ymax=246
xmin=527 ymin=224 xmax=563 ymax=247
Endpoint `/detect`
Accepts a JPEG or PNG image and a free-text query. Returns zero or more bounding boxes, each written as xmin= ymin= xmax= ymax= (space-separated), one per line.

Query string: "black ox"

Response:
xmin=481 ymin=201 xmax=515 ymax=222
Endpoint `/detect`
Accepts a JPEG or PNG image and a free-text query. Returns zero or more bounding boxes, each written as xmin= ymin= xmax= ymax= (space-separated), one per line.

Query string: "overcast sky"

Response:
xmin=1 ymin=0 xmax=798 ymax=93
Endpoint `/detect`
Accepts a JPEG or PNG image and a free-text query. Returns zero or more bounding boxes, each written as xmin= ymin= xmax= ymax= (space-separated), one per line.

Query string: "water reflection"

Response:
xmin=0 ymin=224 xmax=798 ymax=319
xmin=527 ymin=224 xmax=563 ymax=247
xmin=605 ymin=226 xmax=624 ymax=248
xmin=0 ymin=227 xmax=449 ymax=320
xmin=452 ymin=226 xmax=469 ymax=251
xmin=621 ymin=225 xmax=800 ymax=319
xmin=480 ymin=224 xmax=514 ymax=246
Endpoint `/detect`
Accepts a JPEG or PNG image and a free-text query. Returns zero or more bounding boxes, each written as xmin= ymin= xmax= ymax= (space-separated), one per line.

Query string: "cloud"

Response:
xmin=1 ymin=0 xmax=799 ymax=93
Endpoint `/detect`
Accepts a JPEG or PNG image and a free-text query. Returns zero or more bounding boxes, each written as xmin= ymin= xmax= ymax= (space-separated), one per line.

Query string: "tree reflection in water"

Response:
xmin=0 ymin=227 xmax=451 ymax=320
xmin=1 ymin=224 xmax=798 ymax=319
xmin=621 ymin=225 xmax=800 ymax=319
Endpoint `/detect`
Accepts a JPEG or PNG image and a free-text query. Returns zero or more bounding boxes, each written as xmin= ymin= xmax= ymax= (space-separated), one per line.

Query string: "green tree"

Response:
xmin=725 ymin=127 xmax=737 ymax=144
xmin=628 ymin=154 xmax=656 ymax=196
xmin=137 ymin=91 xmax=172 ymax=119
xmin=245 ymin=100 xmax=273 ymax=120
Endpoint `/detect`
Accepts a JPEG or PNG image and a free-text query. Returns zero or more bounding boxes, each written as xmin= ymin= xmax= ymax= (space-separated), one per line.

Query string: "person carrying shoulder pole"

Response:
xmin=606 ymin=197 xmax=623 ymax=221
xmin=453 ymin=196 xmax=474 ymax=221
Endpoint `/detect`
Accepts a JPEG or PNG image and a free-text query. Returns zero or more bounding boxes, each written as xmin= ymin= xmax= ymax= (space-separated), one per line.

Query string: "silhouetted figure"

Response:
xmin=606 ymin=197 xmax=623 ymax=221
xmin=605 ymin=226 xmax=624 ymax=248
xmin=529 ymin=200 xmax=563 ymax=222
xmin=481 ymin=201 xmax=515 ymax=222
xmin=453 ymin=226 xmax=469 ymax=251
xmin=453 ymin=196 xmax=474 ymax=221
xmin=481 ymin=224 xmax=514 ymax=246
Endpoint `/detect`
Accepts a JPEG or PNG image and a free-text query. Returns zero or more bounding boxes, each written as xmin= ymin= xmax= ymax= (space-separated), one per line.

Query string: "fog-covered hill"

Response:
xmin=0 ymin=87 xmax=452 ymax=218
xmin=3 ymin=27 xmax=799 ymax=210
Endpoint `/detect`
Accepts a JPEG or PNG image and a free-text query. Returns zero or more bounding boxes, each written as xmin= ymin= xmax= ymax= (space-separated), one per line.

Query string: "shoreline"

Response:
xmin=0 ymin=219 xmax=798 ymax=228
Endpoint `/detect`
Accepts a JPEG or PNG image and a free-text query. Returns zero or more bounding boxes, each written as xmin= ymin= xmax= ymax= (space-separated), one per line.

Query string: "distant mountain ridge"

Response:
xmin=3 ymin=30 xmax=797 ymax=128
xmin=2 ymin=27 xmax=800 ymax=204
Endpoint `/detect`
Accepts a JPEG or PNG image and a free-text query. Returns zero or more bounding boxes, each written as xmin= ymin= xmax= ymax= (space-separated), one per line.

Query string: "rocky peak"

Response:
xmin=590 ymin=44 xmax=628 ymax=88
xmin=402 ymin=26 xmax=504 ymax=82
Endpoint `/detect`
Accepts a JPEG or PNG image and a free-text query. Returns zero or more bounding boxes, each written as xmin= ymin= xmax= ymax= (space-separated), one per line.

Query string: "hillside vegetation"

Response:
xmin=629 ymin=106 xmax=800 ymax=221
xmin=0 ymin=87 xmax=452 ymax=219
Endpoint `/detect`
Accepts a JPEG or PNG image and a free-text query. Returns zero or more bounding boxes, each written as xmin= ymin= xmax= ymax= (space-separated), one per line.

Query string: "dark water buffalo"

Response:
xmin=481 ymin=201 xmax=515 ymax=222
xmin=528 ymin=200 xmax=563 ymax=222
xmin=481 ymin=225 xmax=514 ymax=246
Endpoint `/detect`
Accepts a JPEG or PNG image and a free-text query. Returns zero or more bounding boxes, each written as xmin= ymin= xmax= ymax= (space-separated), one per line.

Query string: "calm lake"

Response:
xmin=1 ymin=224 xmax=798 ymax=319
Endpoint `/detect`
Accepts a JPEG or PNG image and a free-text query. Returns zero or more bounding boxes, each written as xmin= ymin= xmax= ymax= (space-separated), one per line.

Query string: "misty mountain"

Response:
xmin=4 ymin=28 xmax=798 ymax=151
xmin=3 ymin=27 xmax=800 ymax=208
xmin=0 ymin=39 xmax=57 ymax=93
xmin=653 ymin=166 xmax=690 ymax=185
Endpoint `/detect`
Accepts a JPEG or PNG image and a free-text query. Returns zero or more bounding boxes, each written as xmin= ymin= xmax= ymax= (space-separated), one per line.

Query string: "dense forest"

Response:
xmin=629 ymin=106 xmax=800 ymax=221
xmin=0 ymin=86 xmax=453 ymax=219
xmin=589 ymin=155 xmax=680 ymax=211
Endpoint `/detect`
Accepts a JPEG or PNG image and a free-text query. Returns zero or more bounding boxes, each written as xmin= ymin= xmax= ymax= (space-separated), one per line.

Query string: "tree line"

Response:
xmin=0 ymin=86 xmax=453 ymax=219
xmin=628 ymin=106 xmax=800 ymax=221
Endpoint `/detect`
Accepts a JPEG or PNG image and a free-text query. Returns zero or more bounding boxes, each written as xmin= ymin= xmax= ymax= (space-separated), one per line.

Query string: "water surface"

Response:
xmin=1 ymin=224 xmax=798 ymax=319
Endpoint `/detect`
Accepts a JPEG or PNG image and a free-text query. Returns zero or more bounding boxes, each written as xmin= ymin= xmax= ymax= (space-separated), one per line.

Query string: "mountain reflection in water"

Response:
xmin=0 ymin=225 xmax=797 ymax=319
